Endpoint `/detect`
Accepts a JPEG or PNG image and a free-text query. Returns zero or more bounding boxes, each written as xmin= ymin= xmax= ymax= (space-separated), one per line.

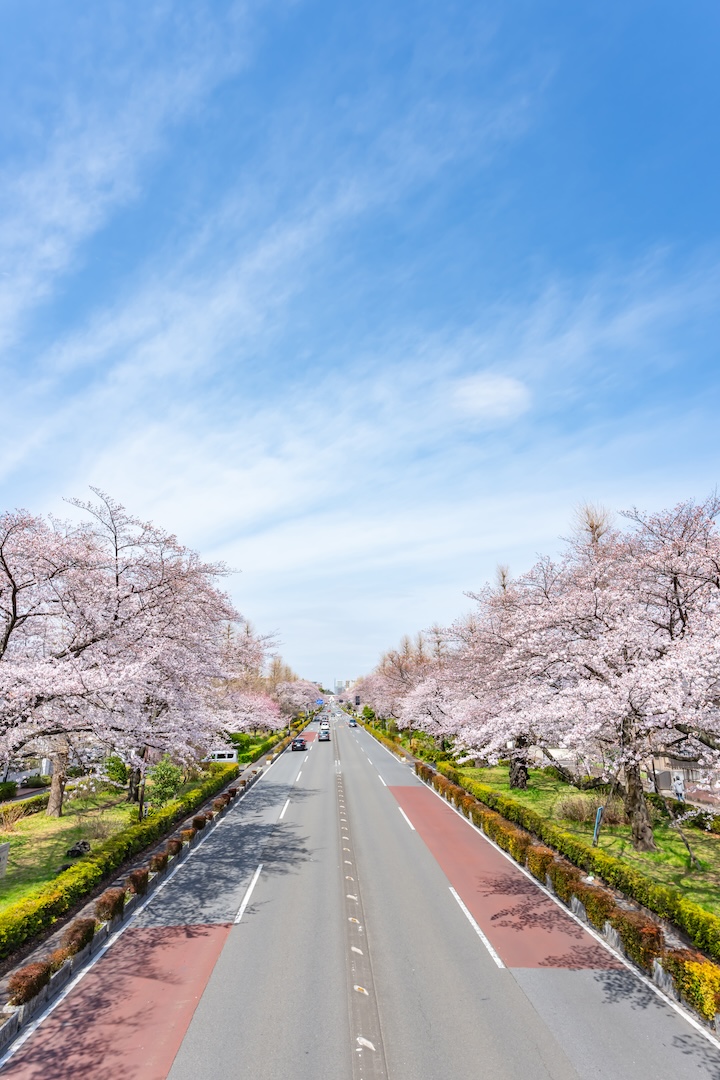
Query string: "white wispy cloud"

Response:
xmin=0 ymin=1 xmax=255 ymax=352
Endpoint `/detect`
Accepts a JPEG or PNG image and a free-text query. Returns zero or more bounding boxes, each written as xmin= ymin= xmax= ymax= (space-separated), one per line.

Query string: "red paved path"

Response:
xmin=1 ymin=925 xmax=230 ymax=1080
xmin=391 ymin=786 xmax=623 ymax=970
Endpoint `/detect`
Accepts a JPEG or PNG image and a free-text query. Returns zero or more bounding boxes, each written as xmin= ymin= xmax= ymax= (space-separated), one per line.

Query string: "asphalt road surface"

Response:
xmin=3 ymin=706 xmax=720 ymax=1080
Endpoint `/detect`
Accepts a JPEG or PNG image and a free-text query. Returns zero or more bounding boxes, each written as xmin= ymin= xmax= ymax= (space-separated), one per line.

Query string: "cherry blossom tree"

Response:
xmin=355 ymin=497 xmax=720 ymax=852
xmin=275 ymin=679 xmax=321 ymax=718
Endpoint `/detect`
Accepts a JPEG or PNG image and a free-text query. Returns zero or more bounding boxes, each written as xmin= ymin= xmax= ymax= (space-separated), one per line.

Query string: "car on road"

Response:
xmin=318 ymin=729 xmax=330 ymax=741
xmin=291 ymin=736 xmax=306 ymax=751
xmin=349 ymin=719 xmax=357 ymax=727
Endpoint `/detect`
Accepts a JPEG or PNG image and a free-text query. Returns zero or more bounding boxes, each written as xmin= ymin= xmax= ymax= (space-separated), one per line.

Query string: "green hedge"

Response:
xmin=361 ymin=722 xmax=406 ymax=759
xmin=0 ymin=763 xmax=238 ymax=961
xmin=429 ymin=762 xmax=720 ymax=964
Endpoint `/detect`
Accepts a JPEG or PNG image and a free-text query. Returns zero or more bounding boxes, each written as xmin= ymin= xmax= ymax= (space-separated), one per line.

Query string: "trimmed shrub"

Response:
xmin=0 ymin=780 xmax=18 ymax=801
xmin=148 ymin=851 xmax=168 ymax=873
xmin=95 ymin=888 xmax=126 ymax=923
xmin=547 ymin=860 xmax=583 ymax=904
xmin=609 ymin=909 xmax=665 ymax=971
xmin=48 ymin=946 xmax=72 ymax=973
xmin=662 ymin=950 xmax=720 ymax=1020
xmin=192 ymin=815 xmax=206 ymax=830
xmin=228 ymin=788 xmax=238 ymax=798
xmin=165 ymin=839 xmax=183 ymax=858
xmin=179 ymin=828 xmax=196 ymax=843
xmin=7 ymin=961 xmax=52 ymax=1005
xmin=126 ymin=867 xmax=149 ymax=896
xmin=61 ymin=917 xmax=96 ymax=954
xmin=573 ymin=883 xmax=616 ymax=931
xmin=526 ymin=844 xmax=555 ymax=883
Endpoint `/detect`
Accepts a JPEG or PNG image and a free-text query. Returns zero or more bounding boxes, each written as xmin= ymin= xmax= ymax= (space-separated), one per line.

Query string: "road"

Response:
xmin=2 ymin=706 xmax=720 ymax=1079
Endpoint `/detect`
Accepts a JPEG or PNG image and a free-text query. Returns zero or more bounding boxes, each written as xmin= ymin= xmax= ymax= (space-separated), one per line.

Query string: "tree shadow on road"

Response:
xmin=133 ymin=784 xmax=321 ymax=928
xmin=475 ymin=870 xmax=585 ymax=940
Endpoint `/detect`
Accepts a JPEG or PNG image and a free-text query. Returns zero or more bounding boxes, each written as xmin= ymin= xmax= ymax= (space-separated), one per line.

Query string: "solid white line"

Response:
xmin=378 ymin=775 xmax=387 ymax=786
xmin=422 ymin=774 xmax=720 ymax=1051
xmin=279 ymin=799 xmax=290 ymax=820
xmin=398 ymin=806 xmax=415 ymax=831
xmin=234 ymin=863 xmax=263 ymax=924
xmin=449 ymin=887 xmax=505 ymax=968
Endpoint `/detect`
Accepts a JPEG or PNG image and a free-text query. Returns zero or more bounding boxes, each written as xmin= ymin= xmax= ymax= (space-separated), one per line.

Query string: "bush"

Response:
xmin=126 ymin=867 xmax=149 ymax=896
xmin=95 ymin=888 xmax=126 ymax=922
xmin=192 ymin=815 xmax=206 ymax=830
xmin=526 ymin=844 xmax=555 ymax=883
xmin=104 ymin=756 xmax=128 ymax=785
xmin=0 ymin=781 xmax=18 ymax=801
xmin=179 ymin=828 xmax=196 ymax=843
xmin=148 ymin=755 xmax=183 ymax=807
xmin=148 ymin=851 xmax=168 ymax=873
xmin=48 ymin=946 xmax=72 ymax=973
xmin=555 ymin=793 xmax=625 ymax=825
xmin=0 ymin=764 xmax=238 ymax=961
xmin=662 ymin=950 xmax=720 ymax=1020
xmin=61 ymin=917 xmax=96 ymax=954
xmin=20 ymin=775 xmax=45 ymax=788
xmin=7 ymin=961 xmax=52 ymax=1005
xmin=165 ymin=839 xmax=183 ymax=858
xmin=609 ymin=909 xmax=665 ymax=971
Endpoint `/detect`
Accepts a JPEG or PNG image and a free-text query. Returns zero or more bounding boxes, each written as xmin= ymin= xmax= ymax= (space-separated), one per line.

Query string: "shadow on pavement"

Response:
xmin=477 ymin=871 xmax=586 ymax=940
xmin=134 ymin=784 xmax=320 ymax=928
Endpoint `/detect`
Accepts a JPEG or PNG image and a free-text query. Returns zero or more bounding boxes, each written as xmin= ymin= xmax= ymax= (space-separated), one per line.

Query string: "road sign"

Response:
xmin=316 ymin=699 xmax=324 ymax=705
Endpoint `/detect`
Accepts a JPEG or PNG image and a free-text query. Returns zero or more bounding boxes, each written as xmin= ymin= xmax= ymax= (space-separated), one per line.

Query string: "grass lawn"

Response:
xmin=457 ymin=765 xmax=720 ymax=917
xmin=0 ymin=772 xmax=217 ymax=910
xmin=0 ymin=790 xmax=137 ymax=908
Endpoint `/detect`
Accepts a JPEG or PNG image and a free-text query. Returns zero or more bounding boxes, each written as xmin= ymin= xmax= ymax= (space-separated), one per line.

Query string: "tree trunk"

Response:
xmin=624 ymin=762 xmax=656 ymax=852
xmin=127 ymin=767 xmax=141 ymax=803
xmin=509 ymin=736 xmax=529 ymax=789
xmin=46 ymin=752 xmax=68 ymax=817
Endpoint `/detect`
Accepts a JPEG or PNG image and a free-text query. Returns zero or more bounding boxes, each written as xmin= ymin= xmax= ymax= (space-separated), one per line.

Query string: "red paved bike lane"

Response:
xmin=391 ymin=785 xmax=623 ymax=971
xmin=0 ymin=925 xmax=230 ymax=1080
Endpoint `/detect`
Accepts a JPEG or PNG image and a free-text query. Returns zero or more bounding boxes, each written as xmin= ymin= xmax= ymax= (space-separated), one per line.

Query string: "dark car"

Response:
xmin=318 ymin=729 xmax=330 ymax=741
xmin=291 ymin=736 xmax=306 ymax=751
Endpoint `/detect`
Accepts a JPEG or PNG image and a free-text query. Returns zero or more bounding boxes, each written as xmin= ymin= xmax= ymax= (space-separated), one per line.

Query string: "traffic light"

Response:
xmin=355 ymin=695 xmax=360 ymax=706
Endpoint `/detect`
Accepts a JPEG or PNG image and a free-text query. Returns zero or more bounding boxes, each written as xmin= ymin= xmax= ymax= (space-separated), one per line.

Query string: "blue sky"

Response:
xmin=1 ymin=0 xmax=719 ymax=685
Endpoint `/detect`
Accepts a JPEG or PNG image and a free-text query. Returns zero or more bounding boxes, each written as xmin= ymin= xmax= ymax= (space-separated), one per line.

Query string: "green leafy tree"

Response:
xmin=104 ymin=756 xmax=128 ymax=785
xmin=147 ymin=755 xmax=183 ymax=808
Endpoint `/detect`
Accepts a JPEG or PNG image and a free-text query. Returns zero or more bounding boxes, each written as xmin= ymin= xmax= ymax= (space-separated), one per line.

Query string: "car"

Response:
xmin=320 ymin=720 xmax=330 ymax=730
xmin=349 ymin=719 xmax=357 ymax=728
xmin=291 ymin=736 xmax=306 ymax=751
xmin=318 ymin=729 xmax=330 ymax=741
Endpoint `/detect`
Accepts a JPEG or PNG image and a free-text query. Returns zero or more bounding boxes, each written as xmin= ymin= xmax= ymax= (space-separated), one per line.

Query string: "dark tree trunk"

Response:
xmin=509 ymin=736 xmax=529 ymax=789
xmin=46 ymin=752 xmax=68 ymax=817
xmin=624 ymin=761 xmax=657 ymax=852
xmin=127 ymin=767 xmax=141 ymax=803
